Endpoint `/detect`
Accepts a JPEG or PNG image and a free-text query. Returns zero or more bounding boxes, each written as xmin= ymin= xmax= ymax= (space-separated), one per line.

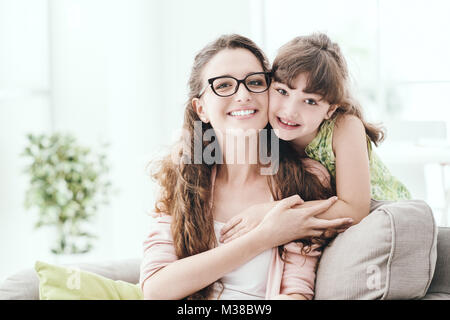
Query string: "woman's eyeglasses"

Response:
xmin=198 ymin=72 xmax=272 ymax=97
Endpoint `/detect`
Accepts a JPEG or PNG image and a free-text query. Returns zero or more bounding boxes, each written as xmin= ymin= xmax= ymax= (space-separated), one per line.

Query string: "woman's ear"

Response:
xmin=192 ymin=98 xmax=209 ymax=123
xmin=325 ymin=104 xmax=339 ymax=119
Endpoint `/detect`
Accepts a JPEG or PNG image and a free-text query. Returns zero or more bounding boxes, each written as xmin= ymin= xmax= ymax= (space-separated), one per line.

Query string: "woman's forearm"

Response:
xmin=143 ymin=228 xmax=270 ymax=300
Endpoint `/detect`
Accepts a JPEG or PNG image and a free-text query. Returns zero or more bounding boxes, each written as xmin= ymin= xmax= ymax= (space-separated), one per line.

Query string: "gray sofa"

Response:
xmin=422 ymin=226 xmax=450 ymax=300
xmin=1 ymin=199 xmax=449 ymax=300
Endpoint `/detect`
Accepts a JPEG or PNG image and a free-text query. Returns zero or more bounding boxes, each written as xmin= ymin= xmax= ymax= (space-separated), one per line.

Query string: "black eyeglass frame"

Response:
xmin=198 ymin=71 xmax=272 ymax=98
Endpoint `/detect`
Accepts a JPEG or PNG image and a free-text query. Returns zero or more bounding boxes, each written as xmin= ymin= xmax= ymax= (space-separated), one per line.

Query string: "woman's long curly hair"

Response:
xmin=150 ymin=34 xmax=334 ymax=300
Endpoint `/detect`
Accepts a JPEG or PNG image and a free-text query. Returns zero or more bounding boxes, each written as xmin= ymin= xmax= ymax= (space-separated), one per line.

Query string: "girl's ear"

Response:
xmin=325 ymin=104 xmax=339 ymax=119
xmin=192 ymin=98 xmax=210 ymax=123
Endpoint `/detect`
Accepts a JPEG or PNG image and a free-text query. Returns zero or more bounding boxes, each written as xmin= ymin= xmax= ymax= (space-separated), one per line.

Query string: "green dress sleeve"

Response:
xmin=304 ymin=118 xmax=411 ymax=200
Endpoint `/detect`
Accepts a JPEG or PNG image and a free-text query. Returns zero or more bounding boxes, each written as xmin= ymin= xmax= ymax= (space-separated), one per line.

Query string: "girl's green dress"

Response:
xmin=304 ymin=118 xmax=411 ymax=200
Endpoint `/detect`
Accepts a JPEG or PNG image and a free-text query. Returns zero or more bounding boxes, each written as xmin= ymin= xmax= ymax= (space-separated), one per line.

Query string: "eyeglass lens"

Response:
xmin=212 ymin=73 xmax=269 ymax=97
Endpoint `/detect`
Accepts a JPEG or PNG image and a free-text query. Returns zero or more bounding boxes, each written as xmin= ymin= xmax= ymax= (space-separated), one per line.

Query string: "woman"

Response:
xmin=140 ymin=34 xmax=353 ymax=300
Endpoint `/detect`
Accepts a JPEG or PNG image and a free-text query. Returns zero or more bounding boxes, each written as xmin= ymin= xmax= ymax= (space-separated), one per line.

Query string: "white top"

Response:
xmin=211 ymin=220 xmax=273 ymax=300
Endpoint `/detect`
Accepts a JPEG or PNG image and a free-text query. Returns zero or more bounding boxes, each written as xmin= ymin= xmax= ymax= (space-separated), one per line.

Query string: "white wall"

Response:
xmin=0 ymin=0 xmax=54 ymax=281
xmin=0 ymin=0 xmax=257 ymax=281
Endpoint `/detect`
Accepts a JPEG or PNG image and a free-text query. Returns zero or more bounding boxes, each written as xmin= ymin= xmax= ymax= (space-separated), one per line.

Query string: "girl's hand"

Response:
xmin=255 ymin=195 xmax=353 ymax=248
xmin=219 ymin=199 xmax=304 ymax=243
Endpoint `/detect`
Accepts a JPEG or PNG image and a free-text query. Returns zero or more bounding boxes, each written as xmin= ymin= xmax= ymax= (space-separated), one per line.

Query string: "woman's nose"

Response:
xmin=234 ymin=83 xmax=252 ymax=102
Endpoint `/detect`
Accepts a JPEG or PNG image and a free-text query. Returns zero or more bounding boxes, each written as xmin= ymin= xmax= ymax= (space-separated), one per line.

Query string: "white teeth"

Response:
xmin=230 ymin=110 xmax=256 ymax=116
xmin=280 ymin=118 xmax=298 ymax=126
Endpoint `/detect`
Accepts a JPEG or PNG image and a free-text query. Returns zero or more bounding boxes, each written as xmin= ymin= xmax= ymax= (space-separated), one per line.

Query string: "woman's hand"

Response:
xmin=220 ymin=195 xmax=353 ymax=244
xmin=254 ymin=195 xmax=353 ymax=248
xmin=219 ymin=200 xmax=302 ymax=243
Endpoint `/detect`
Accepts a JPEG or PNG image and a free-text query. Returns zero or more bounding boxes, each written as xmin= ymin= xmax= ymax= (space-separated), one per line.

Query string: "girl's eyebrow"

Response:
xmin=273 ymin=81 xmax=294 ymax=89
xmin=301 ymin=91 xmax=325 ymax=102
xmin=274 ymin=81 xmax=324 ymax=102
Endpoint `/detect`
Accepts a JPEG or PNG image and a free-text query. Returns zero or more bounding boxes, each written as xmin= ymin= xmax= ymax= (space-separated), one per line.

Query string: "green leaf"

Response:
xmin=22 ymin=132 xmax=112 ymax=255
xmin=34 ymin=221 xmax=44 ymax=229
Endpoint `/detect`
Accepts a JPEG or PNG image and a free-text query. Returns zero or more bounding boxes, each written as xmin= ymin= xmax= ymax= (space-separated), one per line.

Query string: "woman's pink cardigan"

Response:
xmin=140 ymin=165 xmax=324 ymax=300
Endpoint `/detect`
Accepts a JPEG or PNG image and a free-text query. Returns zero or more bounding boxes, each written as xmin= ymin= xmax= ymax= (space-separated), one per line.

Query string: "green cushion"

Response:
xmin=35 ymin=261 xmax=143 ymax=300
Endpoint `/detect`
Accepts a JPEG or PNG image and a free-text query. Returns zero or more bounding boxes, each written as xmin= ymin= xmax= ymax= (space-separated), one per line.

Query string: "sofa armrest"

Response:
xmin=423 ymin=227 xmax=450 ymax=298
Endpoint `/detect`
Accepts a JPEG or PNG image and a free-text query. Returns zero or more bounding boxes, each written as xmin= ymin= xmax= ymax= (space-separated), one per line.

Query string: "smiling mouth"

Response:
xmin=277 ymin=117 xmax=300 ymax=127
xmin=227 ymin=109 xmax=258 ymax=117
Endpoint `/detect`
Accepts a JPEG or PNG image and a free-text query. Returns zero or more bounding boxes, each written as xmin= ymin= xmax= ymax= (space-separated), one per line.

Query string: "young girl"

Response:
xmin=139 ymin=34 xmax=353 ymax=300
xmin=219 ymin=33 xmax=411 ymax=243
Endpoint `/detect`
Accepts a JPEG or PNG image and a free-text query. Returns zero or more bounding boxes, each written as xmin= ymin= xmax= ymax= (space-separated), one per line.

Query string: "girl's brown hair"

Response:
xmin=150 ymin=34 xmax=334 ymax=300
xmin=272 ymin=32 xmax=384 ymax=145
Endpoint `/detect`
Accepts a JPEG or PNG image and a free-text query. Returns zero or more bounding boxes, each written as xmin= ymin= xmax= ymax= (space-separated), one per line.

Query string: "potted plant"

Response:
xmin=22 ymin=133 xmax=112 ymax=256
